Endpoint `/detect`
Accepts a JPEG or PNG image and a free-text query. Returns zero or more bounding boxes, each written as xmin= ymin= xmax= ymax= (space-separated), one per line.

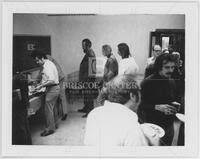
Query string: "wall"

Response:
xmin=13 ymin=14 xmax=185 ymax=76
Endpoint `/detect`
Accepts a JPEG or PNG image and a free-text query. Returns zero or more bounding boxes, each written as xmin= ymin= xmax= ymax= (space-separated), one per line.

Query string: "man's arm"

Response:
xmin=103 ymin=58 xmax=118 ymax=82
xmin=140 ymin=79 xmax=178 ymax=115
xmin=140 ymin=79 xmax=157 ymax=111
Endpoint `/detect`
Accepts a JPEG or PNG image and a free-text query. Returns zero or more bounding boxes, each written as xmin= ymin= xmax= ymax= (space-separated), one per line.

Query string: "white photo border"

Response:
xmin=1 ymin=1 xmax=199 ymax=158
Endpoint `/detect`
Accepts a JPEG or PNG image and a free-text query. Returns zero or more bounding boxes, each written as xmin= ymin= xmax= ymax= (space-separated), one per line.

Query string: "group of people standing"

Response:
xmin=84 ymin=41 xmax=184 ymax=146
xmin=78 ymin=39 xmax=140 ymax=117
xmin=12 ymin=37 xmax=184 ymax=146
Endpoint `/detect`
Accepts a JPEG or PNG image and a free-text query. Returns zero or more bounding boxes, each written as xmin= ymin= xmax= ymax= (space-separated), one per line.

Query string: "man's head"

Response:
xmin=154 ymin=53 xmax=176 ymax=78
xmin=117 ymin=43 xmax=130 ymax=59
xmin=162 ymin=48 xmax=169 ymax=54
xmin=102 ymin=44 xmax=112 ymax=57
xmin=152 ymin=45 xmax=162 ymax=58
xmin=82 ymin=39 xmax=92 ymax=53
xmin=172 ymin=52 xmax=182 ymax=67
xmin=106 ymin=75 xmax=140 ymax=111
xmin=30 ymin=49 xmax=47 ymax=66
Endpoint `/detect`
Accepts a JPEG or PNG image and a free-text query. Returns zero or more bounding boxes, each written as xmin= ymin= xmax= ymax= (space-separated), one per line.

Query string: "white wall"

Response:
xmin=13 ymin=14 xmax=185 ymax=76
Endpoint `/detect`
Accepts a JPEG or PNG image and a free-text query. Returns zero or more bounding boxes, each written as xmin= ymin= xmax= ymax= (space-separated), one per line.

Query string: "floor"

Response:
xmin=30 ymin=99 xmax=182 ymax=146
xmin=30 ymin=99 xmax=88 ymax=145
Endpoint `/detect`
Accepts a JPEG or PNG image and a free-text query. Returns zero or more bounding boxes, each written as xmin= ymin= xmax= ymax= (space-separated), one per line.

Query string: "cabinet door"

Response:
xmin=13 ymin=35 xmax=51 ymax=73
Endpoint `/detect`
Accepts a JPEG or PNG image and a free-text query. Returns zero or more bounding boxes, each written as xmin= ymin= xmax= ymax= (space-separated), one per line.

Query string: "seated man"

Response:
xmin=84 ymin=75 xmax=148 ymax=146
xmin=138 ymin=53 xmax=181 ymax=146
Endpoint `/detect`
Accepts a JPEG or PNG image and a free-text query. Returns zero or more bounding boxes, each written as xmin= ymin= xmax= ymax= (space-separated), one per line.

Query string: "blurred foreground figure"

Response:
xmin=12 ymin=72 xmax=32 ymax=145
xmin=138 ymin=53 xmax=181 ymax=146
xmin=84 ymin=75 xmax=162 ymax=146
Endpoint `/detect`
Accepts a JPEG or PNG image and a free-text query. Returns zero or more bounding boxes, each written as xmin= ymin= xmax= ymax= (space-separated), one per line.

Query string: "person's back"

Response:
xmin=84 ymin=101 xmax=148 ymax=146
xmin=84 ymin=74 xmax=148 ymax=146
xmin=46 ymin=54 xmax=65 ymax=81
xmin=103 ymin=54 xmax=118 ymax=82
xmin=118 ymin=57 xmax=139 ymax=76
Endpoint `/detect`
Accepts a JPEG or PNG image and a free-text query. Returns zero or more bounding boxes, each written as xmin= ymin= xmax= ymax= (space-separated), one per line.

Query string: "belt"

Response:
xmin=47 ymin=84 xmax=59 ymax=87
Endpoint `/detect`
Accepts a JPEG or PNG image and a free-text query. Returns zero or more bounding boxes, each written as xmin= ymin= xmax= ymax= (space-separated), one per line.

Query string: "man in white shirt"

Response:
xmin=117 ymin=43 xmax=139 ymax=77
xmin=31 ymin=50 xmax=60 ymax=136
xmin=46 ymin=54 xmax=68 ymax=121
xmin=84 ymin=75 xmax=148 ymax=146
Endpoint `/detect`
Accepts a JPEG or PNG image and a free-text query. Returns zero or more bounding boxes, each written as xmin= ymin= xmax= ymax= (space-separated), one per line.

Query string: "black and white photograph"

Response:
xmin=1 ymin=1 xmax=199 ymax=158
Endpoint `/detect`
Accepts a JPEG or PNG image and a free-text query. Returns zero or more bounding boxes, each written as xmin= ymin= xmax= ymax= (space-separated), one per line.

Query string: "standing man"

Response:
xmin=78 ymin=39 xmax=96 ymax=118
xmin=46 ymin=54 xmax=68 ymax=121
xmin=145 ymin=44 xmax=162 ymax=78
xmin=102 ymin=44 xmax=118 ymax=83
xmin=31 ymin=50 xmax=60 ymax=136
xmin=138 ymin=53 xmax=180 ymax=145
xmin=97 ymin=44 xmax=118 ymax=106
xmin=117 ymin=43 xmax=139 ymax=76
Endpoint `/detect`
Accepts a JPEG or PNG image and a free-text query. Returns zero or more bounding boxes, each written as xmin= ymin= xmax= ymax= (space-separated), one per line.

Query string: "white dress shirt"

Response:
xmin=42 ymin=59 xmax=59 ymax=85
xmin=118 ymin=57 xmax=139 ymax=76
xmin=84 ymin=101 xmax=148 ymax=146
xmin=146 ymin=56 xmax=156 ymax=66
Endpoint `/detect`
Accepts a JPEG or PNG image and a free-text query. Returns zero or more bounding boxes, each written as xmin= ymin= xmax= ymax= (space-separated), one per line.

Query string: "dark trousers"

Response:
xmin=83 ymin=93 xmax=94 ymax=113
xmin=160 ymin=124 xmax=174 ymax=146
xmin=178 ymin=122 xmax=184 ymax=145
xmin=12 ymin=109 xmax=32 ymax=145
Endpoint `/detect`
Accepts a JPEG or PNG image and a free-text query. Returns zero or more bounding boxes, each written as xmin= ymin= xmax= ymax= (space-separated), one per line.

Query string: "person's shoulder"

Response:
xmin=87 ymin=106 xmax=104 ymax=120
xmin=128 ymin=57 xmax=137 ymax=64
xmin=46 ymin=59 xmax=54 ymax=65
xmin=45 ymin=60 xmax=56 ymax=68
xmin=141 ymin=74 xmax=156 ymax=86
xmin=89 ymin=106 xmax=104 ymax=115
xmin=88 ymin=49 xmax=95 ymax=57
xmin=145 ymin=73 xmax=155 ymax=80
xmin=107 ymin=56 xmax=116 ymax=63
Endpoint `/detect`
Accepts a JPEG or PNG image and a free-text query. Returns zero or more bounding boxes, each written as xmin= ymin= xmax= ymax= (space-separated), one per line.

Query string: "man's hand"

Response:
xmin=155 ymin=104 xmax=178 ymax=115
xmin=35 ymin=84 xmax=43 ymax=91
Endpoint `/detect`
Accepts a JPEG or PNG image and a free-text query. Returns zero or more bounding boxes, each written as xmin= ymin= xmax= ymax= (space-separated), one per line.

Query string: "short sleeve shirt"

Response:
xmin=41 ymin=60 xmax=59 ymax=84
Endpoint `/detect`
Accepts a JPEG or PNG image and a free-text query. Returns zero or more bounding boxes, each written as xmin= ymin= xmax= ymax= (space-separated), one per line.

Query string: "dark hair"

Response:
xmin=102 ymin=44 xmax=112 ymax=53
xmin=30 ymin=49 xmax=47 ymax=59
xmin=117 ymin=43 xmax=130 ymax=59
xmin=82 ymin=39 xmax=92 ymax=48
xmin=154 ymin=53 xmax=176 ymax=73
xmin=106 ymin=75 xmax=140 ymax=104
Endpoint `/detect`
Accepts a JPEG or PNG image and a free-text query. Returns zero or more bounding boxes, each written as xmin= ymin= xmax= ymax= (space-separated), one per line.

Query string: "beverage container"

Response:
xmin=171 ymin=101 xmax=181 ymax=112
